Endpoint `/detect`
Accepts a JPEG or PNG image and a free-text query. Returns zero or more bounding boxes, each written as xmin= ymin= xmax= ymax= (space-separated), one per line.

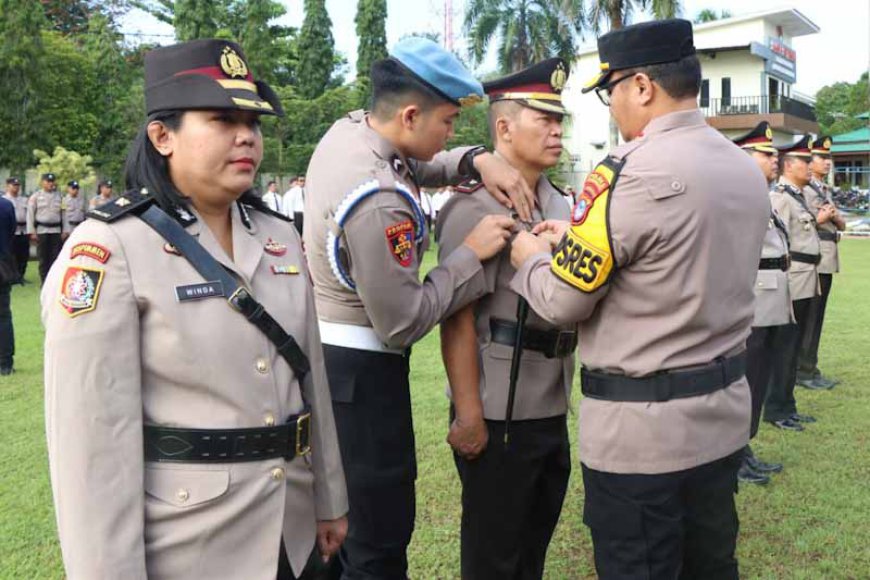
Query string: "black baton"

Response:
xmin=504 ymin=296 xmax=529 ymax=448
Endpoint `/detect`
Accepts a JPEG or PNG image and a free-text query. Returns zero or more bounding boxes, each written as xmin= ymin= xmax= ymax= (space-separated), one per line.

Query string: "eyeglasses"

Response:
xmin=594 ymin=73 xmax=636 ymax=106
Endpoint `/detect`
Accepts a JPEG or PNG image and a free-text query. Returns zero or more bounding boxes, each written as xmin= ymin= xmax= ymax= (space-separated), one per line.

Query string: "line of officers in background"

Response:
xmin=735 ymin=123 xmax=845 ymax=485
xmin=3 ymin=173 xmax=116 ymax=285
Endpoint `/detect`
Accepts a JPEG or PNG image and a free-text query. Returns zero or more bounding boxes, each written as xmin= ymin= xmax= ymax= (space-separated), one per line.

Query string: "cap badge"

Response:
xmin=550 ymin=63 xmax=568 ymax=92
xmin=599 ymin=62 xmax=610 ymax=71
xmin=765 ymin=127 xmax=773 ymax=140
xmin=823 ymin=138 xmax=832 ymax=149
xmin=220 ymin=46 xmax=249 ymax=79
xmin=458 ymin=94 xmax=483 ymax=107
xmin=808 ymin=138 xmax=815 ymax=150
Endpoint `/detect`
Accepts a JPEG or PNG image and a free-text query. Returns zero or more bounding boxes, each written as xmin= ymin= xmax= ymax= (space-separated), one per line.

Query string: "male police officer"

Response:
xmin=3 ymin=177 xmax=29 ymax=283
xmin=437 ymin=59 xmax=576 ymax=578
xmin=765 ymin=136 xmax=822 ymax=430
xmin=797 ymin=136 xmax=844 ymax=389
xmin=304 ymin=38 xmax=526 ymax=578
xmin=510 ymin=20 xmax=768 ymax=578
xmin=62 ymin=180 xmax=86 ymax=232
xmin=732 ymin=122 xmax=789 ymax=484
xmin=89 ymin=180 xmax=115 ymax=209
xmin=27 ymin=172 xmax=65 ymax=284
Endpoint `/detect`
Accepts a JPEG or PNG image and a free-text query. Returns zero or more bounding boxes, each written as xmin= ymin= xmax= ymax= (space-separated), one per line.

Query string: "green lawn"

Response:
xmin=2 ymin=240 xmax=869 ymax=579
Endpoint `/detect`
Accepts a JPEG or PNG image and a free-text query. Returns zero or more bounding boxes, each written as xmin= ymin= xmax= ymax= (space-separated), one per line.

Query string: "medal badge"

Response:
xmin=264 ymin=238 xmax=287 ymax=256
xmin=271 ymin=265 xmax=300 ymax=275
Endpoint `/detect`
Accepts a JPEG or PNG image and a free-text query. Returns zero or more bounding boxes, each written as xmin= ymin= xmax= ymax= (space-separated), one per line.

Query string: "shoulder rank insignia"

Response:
xmin=264 ymin=238 xmax=287 ymax=256
xmin=385 ymin=220 xmax=415 ymax=267
xmin=455 ymin=179 xmax=484 ymax=194
xmin=87 ymin=190 xmax=154 ymax=223
xmin=70 ymin=242 xmax=111 ymax=264
xmin=552 ymin=156 xmax=624 ymax=293
xmin=59 ymin=266 xmax=104 ymax=317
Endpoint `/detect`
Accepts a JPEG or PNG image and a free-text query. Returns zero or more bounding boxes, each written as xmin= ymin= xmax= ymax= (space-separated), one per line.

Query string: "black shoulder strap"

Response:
xmin=137 ymin=205 xmax=311 ymax=384
xmin=87 ymin=190 xmax=154 ymax=222
xmin=771 ymin=211 xmax=790 ymax=245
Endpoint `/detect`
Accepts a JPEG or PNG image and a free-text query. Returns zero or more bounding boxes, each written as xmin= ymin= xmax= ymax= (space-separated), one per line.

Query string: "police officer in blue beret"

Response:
xmin=304 ymin=37 xmax=534 ymax=578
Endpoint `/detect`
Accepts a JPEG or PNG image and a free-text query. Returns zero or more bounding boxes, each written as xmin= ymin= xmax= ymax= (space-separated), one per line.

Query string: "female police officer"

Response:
xmin=41 ymin=40 xmax=347 ymax=579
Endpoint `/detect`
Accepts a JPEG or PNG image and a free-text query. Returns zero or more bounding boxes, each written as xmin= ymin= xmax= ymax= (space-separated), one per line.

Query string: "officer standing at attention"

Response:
xmin=304 ymin=37 xmax=527 ymax=579
xmin=797 ymin=136 xmax=844 ymax=389
xmin=436 ymin=58 xmax=576 ymax=579
xmin=765 ymin=136 xmax=822 ymax=431
xmin=3 ymin=177 xmax=29 ymax=283
xmin=509 ymin=20 xmax=768 ymax=578
xmin=732 ymin=122 xmax=788 ymax=485
xmin=42 ymin=39 xmax=347 ymax=579
xmin=62 ymin=180 xmax=86 ymax=232
xmin=26 ymin=172 xmax=65 ymax=284
xmin=89 ymin=180 xmax=115 ymax=209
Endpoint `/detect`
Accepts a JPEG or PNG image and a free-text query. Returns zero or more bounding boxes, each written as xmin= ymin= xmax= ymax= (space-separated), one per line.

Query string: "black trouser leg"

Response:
xmin=323 ymin=345 xmax=415 ymax=580
xmin=37 ymin=233 xmax=63 ymax=284
xmin=798 ymin=273 xmax=833 ymax=379
xmin=293 ymin=212 xmax=304 ymax=237
xmin=765 ymin=298 xmax=813 ymax=422
xmin=278 ymin=540 xmax=330 ymax=580
xmin=582 ymin=452 xmax=741 ymax=580
xmin=747 ymin=325 xmax=790 ymax=435
xmin=453 ymin=412 xmax=570 ymax=580
xmin=0 ymin=282 xmax=13 ymax=369
xmin=12 ymin=235 xmax=29 ymax=280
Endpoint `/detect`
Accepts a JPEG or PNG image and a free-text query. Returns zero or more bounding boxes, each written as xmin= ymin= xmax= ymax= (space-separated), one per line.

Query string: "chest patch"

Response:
xmin=385 ymin=220 xmax=415 ymax=267
xmin=59 ymin=266 xmax=105 ymax=317
xmin=174 ymin=281 xmax=225 ymax=302
xmin=552 ymin=157 xmax=622 ymax=292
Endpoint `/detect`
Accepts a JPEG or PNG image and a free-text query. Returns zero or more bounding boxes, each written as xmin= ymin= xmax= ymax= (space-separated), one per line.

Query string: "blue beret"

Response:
xmin=389 ymin=37 xmax=483 ymax=107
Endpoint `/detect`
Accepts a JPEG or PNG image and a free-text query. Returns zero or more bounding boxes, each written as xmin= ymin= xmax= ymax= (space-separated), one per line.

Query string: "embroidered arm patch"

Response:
xmin=552 ymin=158 xmax=621 ymax=292
xmin=59 ymin=266 xmax=105 ymax=317
xmin=385 ymin=220 xmax=415 ymax=267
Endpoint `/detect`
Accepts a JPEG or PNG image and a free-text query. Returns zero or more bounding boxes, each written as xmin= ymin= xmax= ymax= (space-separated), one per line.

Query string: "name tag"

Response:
xmin=175 ymin=281 xmax=225 ymax=302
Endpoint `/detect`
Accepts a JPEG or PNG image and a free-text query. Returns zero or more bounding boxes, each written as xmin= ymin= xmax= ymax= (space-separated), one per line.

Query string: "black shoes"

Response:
xmin=738 ymin=461 xmax=770 ymax=485
xmin=746 ymin=453 xmax=784 ymax=474
xmin=769 ymin=417 xmax=804 ymax=431
xmin=0 ymin=367 xmax=13 ymax=376
xmin=790 ymin=413 xmax=816 ymax=424
xmin=797 ymin=377 xmax=834 ymax=390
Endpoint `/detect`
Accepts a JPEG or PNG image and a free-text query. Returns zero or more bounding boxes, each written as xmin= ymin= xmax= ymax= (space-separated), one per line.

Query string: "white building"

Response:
xmin=560 ymin=8 xmax=821 ymax=186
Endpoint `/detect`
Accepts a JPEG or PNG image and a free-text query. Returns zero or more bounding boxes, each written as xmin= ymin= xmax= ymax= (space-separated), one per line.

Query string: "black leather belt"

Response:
xmin=35 ymin=221 xmax=61 ymax=227
xmin=144 ymin=409 xmax=311 ymax=463
xmin=16 ymin=222 xmax=25 ymax=226
xmin=490 ymin=318 xmax=577 ymax=358
xmin=580 ymin=352 xmax=746 ymax=402
xmin=69 ymin=220 xmax=83 ymax=226
xmin=790 ymin=251 xmax=821 ymax=265
xmin=758 ymin=256 xmax=789 ymax=271
xmin=817 ymin=231 xmax=838 ymax=242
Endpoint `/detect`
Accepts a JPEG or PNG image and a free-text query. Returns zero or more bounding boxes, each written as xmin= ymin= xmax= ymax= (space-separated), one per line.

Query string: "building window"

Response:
xmin=721 ymin=77 xmax=731 ymax=107
xmin=700 ymin=79 xmax=710 ymax=108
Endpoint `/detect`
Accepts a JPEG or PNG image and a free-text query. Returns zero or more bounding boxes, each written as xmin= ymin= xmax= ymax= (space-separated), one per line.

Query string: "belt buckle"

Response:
xmin=228 ymin=287 xmax=250 ymax=313
xmin=784 ymin=255 xmax=791 ymax=271
xmin=551 ymin=330 xmax=576 ymax=358
xmin=295 ymin=412 xmax=312 ymax=457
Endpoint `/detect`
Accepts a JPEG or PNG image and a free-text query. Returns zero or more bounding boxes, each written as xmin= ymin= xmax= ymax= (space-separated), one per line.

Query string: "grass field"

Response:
xmin=1 ymin=240 xmax=868 ymax=579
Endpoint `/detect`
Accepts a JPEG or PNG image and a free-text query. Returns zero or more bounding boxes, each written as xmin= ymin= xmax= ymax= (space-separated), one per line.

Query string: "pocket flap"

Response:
xmin=755 ymin=270 xmax=779 ymax=291
xmin=145 ymin=466 xmax=229 ymax=508
xmin=642 ymin=173 xmax=687 ymax=201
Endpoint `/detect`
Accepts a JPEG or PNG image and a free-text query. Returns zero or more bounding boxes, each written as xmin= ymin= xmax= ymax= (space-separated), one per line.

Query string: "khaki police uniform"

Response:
xmin=437 ymin=174 xmax=575 ymax=579
xmin=42 ymin=201 xmax=347 ymax=579
xmin=304 ymin=110 xmax=487 ymax=578
xmin=511 ymin=109 xmax=768 ymax=578
xmin=27 ymin=187 xmax=65 ymax=283
xmin=63 ymin=194 xmax=86 ymax=231
xmin=3 ymin=192 xmax=29 ymax=280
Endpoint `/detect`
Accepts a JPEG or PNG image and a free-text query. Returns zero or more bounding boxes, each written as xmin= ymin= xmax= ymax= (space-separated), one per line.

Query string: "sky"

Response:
xmin=120 ymin=0 xmax=869 ymax=97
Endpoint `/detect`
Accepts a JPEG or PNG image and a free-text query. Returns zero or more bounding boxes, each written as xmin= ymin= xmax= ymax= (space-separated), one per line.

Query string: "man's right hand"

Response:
xmin=29 ymin=234 xmax=38 ymax=244
xmin=462 ymin=214 xmax=515 ymax=261
xmin=447 ymin=412 xmax=489 ymax=460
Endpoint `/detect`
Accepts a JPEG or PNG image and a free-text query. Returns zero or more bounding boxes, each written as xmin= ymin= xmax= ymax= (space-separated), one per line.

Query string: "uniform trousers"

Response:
xmin=323 ymin=344 xmax=416 ymax=580
xmin=12 ymin=235 xmax=29 ymax=280
xmin=764 ymin=297 xmax=815 ymax=422
xmin=452 ymin=411 xmax=570 ymax=580
xmin=278 ymin=542 xmax=330 ymax=580
xmin=293 ymin=212 xmax=304 ymax=237
xmin=37 ymin=233 xmax=63 ymax=284
xmin=0 ymin=281 xmax=13 ymax=370
xmin=797 ymin=273 xmax=833 ymax=380
xmin=746 ymin=324 xmax=790 ymax=437
xmin=582 ymin=450 xmax=742 ymax=580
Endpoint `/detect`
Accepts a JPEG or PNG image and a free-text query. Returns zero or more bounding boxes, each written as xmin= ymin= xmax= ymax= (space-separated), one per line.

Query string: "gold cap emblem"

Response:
xmin=807 ymin=138 xmax=815 ymax=149
xmin=823 ymin=138 xmax=832 ymax=149
xmin=765 ymin=126 xmax=773 ymax=140
xmin=550 ymin=62 xmax=568 ymax=92
xmin=220 ymin=46 xmax=249 ymax=79
xmin=458 ymin=94 xmax=483 ymax=107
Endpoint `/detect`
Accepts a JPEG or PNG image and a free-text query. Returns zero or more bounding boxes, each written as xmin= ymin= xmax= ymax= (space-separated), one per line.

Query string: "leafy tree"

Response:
xmin=297 ymin=0 xmax=336 ymax=99
xmin=448 ymin=102 xmax=491 ymax=150
xmin=235 ymin=0 xmax=288 ymax=85
xmin=355 ymin=0 xmax=387 ymax=78
xmin=815 ymin=72 xmax=869 ymax=136
xmin=464 ymin=0 xmax=583 ymax=73
xmin=132 ymin=0 xmax=229 ymax=40
xmin=40 ymin=0 xmax=130 ymax=35
xmin=33 ymin=146 xmax=97 ymax=192
xmin=693 ymin=8 xmax=730 ymax=23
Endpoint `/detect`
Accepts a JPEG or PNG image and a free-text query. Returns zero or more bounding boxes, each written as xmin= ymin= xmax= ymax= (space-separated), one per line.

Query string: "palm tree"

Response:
xmin=464 ymin=0 xmax=584 ymax=74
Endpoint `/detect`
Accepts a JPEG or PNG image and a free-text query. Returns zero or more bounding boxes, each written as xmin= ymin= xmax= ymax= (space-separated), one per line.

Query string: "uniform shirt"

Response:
xmin=3 ymin=193 xmax=27 ymax=235
xmin=770 ymin=178 xmax=821 ymax=301
xmin=42 ymin=202 xmax=347 ymax=579
xmin=262 ymin=190 xmax=283 ymax=214
xmin=26 ymin=188 xmax=64 ymax=234
xmin=62 ymin=194 xmax=86 ymax=230
xmin=304 ymin=110 xmax=486 ymax=349
xmin=0 ymin=197 xmax=15 ymax=258
xmin=752 ymin=211 xmax=794 ymax=327
xmin=437 ymin=176 xmax=575 ymax=420
xmin=510 ymin=110 xmax=768 ymax=474
xmin=282 ymin=186 xmax=305 ymax=217
xmin=805 ymin=179 xmax=841 ymax=274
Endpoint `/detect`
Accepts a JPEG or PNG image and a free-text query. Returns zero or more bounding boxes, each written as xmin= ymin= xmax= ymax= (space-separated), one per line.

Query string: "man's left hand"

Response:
xmin=473 ymin=152 xmax=536 ymax=222
xmin=511 ymin=230 xmax=551 ymax=269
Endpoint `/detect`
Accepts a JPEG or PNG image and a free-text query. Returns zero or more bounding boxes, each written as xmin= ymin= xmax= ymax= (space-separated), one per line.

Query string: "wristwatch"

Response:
xmin=462 ymin=146 xmax=489 ymax=179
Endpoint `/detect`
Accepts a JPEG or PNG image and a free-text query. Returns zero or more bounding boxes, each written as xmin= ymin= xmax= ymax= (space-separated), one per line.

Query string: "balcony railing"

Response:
xmin=700 ymin=95 xmax=817 ymax=122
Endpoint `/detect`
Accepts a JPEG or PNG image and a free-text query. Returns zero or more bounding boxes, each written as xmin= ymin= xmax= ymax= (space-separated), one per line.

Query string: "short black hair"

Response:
xmin=487 ymin=100 xmax=523 ymax=143
xmin=627 ymin=54 xmax=701 ymax=100
xmin=370 ymin=58 xmax=450 ymax=120
xmin=125 ymin=110 xmax=266 ymax=215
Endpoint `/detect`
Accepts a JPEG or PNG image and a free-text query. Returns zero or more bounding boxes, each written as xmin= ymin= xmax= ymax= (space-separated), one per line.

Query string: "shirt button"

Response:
xmin=270 ymin=467 xmax=285 ymax=481
xmin=264 ymin=413 xmax=276 ymax=427
xmin=176 ymin=488 xmax=190 ymax=503
xmin=256 ymin=358 xmax=269 ymax=374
